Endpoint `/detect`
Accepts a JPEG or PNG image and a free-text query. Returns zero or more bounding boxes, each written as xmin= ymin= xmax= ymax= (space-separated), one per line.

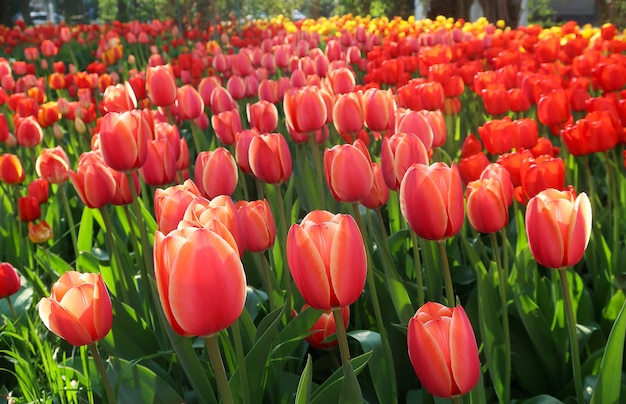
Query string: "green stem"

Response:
xmin=59 ymin=185 xmax=79 ymax=264
xmin=126 ymin=172 xmax=153 ymax=278
xmin=603 ymin=151 xmax=620 ymax=272
xmin=437 ymin=240 xmax=455 ymax=306
xmin=230 ymin=320 xmax=250 ymax=404
xmin=205 ymin=334 xmax=235 ymax=404
xmin=259 ymin=252 xmax=275 ymax=310
xmin=99 ymin=207 xmax=131 ymax=304
xmin=558 ymin=268 xmax=584 ymax=404
xmin=490 ymin=232 xmax=510 ymax=404
xmin=5 ymin=296 xmax=17 ymax=319
xmin=274 ymin=183 xmax=292 ymax=310
xmin=451 ymin=395 xmax=463 ymax=404
xmin=88 ymin=343 xmax=116 ymax=404
xmin=410 ymin=230 xmax=425 ymax=307
xmin=332 ymin=306 xmax=363 ymax=402
xmin=307 ymin=134 xmax=325 ymax=209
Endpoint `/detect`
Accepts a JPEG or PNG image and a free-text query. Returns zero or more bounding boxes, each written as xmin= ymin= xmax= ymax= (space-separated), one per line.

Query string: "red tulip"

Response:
xmin=293 ymin=305 xmax=350 ymax=349
xmin=324 ymin=139 xmax=374 ymax=203
xmin=69 ymin=152 xmax=116 ymax=209
xmin=561 ymin=111 xmax=619 ymax=156
xmin=140 ymin=138 xmax=177 ymax=186
xmin=248 ymin=133 xmax=292 ymax=184
xmin=362 ymin=88 xmax=395 ymax=132
xmin=18 ymin=196 xmax=41 ymax=222
xmin=235 ymin=199 xmax=276 ymax=252
xmin=147 ymin=65 xmax=177 ymax=107
xmin=0 ymin=262 xmax=21 ymax=299
xmin=538 ymin=88 xmax=571 ymax=129
xmin=177 ymin=85 xmax=204 ymax=120
xmin=247 ymin=100 xmax=278 ymax=133
xmin=381 ymin=132 xmax=429 ymax=191
xmin=0 ymin=153 xmax=25 ymax=184
xmin=101 ymin=83 xmax=137 ymax=113
xmin=154 ymin=226 xmax=246 ymax=337
xmin=466 ymin=178 xmax=509 ymax=234
xmin=400 ymin=162 xmax=464 ymax=241
xmin=98 ymin=111 xmax=149 ymax=172
xmin=395 ymin=109 xmax=435 ymax=151
xmin=332 ymin=92 xmax=364 ymax=137
xmin=458 ymin=152 xmax=490 ymax=185
xmin=283 ymin=87 xmax=328 ymax=134
xmin=408 ymin=302 xmax=480 ymax=398
xmin=235 ymin=129 xmax=260 ymax=175
xmin=287 ymin=210 xmax=366 ymax=310
xmin=361 ymin=162 xmax=389 ymax=209
xmin=154 ymin=180 xmax=202 ymax=234
xmin=38 ymin=272 xmax=113 ymax=346
xmin=520 ymin=155 xmax=565 ymax=200
xmin=28 ymin=178 xmax=49 ymax=204
xmin=481 ymin=84 xmax=510 ymax=116
xmin=526 ymin=189 xmax=592 ymax=268
xmin=16 ymin=116 xmax=43 ymax=148
xmin=194 ymin=148 xmax=238 ymax=199
xmin=211 ymin=109 xmax=242 ymax=146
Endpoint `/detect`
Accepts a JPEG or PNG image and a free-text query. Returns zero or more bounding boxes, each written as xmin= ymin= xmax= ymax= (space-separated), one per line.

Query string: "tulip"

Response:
xmin=400 ymin=162 xmax=464 ymax=241
xmin=0 ymin=262 xmax=21 ymax=299
xmin=395 ymin=109 xmax=435 ymax=151
xmin=480 ymin=163 xmax=514 ymax=207
xmin=28 ymin=220 xmax=53 ymax=243
xmin=537 ymin=88 xmax=571 ymax=130
xmin=283 ymin=87 xmax=327 ymax=134
xmin=38 ymin=272 xmax=113 ymax=346
xmin=154 ymin=226 xmax=247 ymax=337
xmin=18 ymin=196 xmax=41 ymax=222
xmin=332 ymin=92 xmax=364 ymax=137
xmin=147 ymin=65 xmax=177 ymax=107
xmin=247 ymin=100 xmax=278 ymax=133
xmin=235 ymin=199 xmax=276 ymax=252
xmin=287 ymin=210 xmax=366 ymax=310
xmin=360 ymin=162 xmax=389 ymax=209
xmin=101 ymin=83 xmax=137 ymax=113
xmin=248 ymin=133 xmax=292 ymax=185
xmin=109 ymin=170 xmax=140 ymax=206
xmin=28 ymin=178 xmax=49 ymax=204
xmin=226 ymin=76 xmax=246 ymax=101
xmin=211 ymin=86 xmax=238 ymax=115
xmin=362 ymin=88 xmax=395 ymax=132
xmin=458 ymin=152 xmax=490 ymax=185
xmin=194 ymin=148 xmax=238 ymax=199
xmin=324 ymin=139 xmax=374 ymax=203
xmin=98 ymin=111 xmax=148 ymax=172
xmin=69 ymin=152 xmax=116 ymax=209
xmin=177 ymin=85 xmax=204 ymax=120
xmin=140 ymin=138 xmax=178 ymax=186
xmin=16 ymin=116 xmax=43 ymax=148
xmin=525 ymin=189 xmax=592 ymax=269
xmin=293 ymin=305 xmax=350 ymax=349
xmin=154 ymin=180 xmax=202 ymax=234
xmin=235 ymin=129 xmax=259 ymax=175
xmin=520 ymin=155 xmax=565 ymax=200
xmin=380 ymin=132 xmax=430 ymax=192
xmin=407 ymin=302 xmax=480 ymax=398
xmin=466 ymin=178 xmax=509 ymax=234
xmin=0 ymin=154 xmax=25 ymax=184
xmin=211 ymin=109 xmax=242 ymax=146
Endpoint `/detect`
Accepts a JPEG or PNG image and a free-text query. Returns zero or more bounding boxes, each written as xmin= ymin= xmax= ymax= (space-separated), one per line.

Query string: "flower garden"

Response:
xmin=0 ymin=12 xmax=625 ymax=403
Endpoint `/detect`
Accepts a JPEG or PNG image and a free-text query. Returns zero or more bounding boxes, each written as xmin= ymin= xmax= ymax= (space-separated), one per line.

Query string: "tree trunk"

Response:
xmin=20 ymin=0 xmax=32 ymax=26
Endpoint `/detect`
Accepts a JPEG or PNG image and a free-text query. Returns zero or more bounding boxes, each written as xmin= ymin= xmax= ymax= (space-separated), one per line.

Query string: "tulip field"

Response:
xmin=1 ymin=12 xmax=626 ymax=403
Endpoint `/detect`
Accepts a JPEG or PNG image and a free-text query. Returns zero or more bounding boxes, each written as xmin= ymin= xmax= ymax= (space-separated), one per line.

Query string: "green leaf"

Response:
xmin=310 ymin=351 xmax=373 ymax=404
xmin=76 ymin=206 xmax=94 ymax=253
xmin=520 ymin=394 xmax=563 ymax=404
xmin=101 ymin=300 xmax=159 ymax=359
xmin=295 ymin=354 xmax=313 ymax=404
xmin=349 ymin=330 xmax=395 ymax=404
xmin=602 ymin=290 xmax=625 ymax=321
xmin=590 ymin=299 xmax=626 ymax=404
xmin=0 ymin=282 xmax=33 ymax=319
xmin=106 ymin=357 xmax=184 ymax=404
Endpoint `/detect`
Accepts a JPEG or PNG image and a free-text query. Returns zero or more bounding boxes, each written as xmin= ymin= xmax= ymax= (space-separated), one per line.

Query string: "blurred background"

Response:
xmin=0 ymin=0 xmax=623 ymax=31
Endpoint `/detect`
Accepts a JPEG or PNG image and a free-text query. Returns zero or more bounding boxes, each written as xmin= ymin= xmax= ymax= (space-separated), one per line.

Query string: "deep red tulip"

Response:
xmin=39 ymin=272 xmax=112 ymax=346
xmin=408 ymin=302 xmax=480 ymax=398
xmin=526 ymin=189 xmax=592 ymax=268
xmin=458 ymin=152 xmax=490 ymax=185
xmin=538 ymin=88 xmax=571 ymax=130
xmin=0 ymin=262 xmax=21 ymax=299
xmin=18 ymin=196 xmax=40 ymax=222
xmin=28 ymin=178 xmax=49 ymax=204
xmin=287 ymin=210 xmax=366 ymax=310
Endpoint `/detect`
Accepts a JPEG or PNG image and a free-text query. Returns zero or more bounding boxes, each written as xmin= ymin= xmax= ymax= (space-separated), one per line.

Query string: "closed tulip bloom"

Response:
xmin=284 ymin=87 xmax=327 ymax=134
xmin=526 ymin=189 xmax=592 ymax=268
xmin=0 ymin=153 xmax=25 ymax=184
xmin=0 ymin=262 xmax=21 ymax=299
xmin=287 ymin=210 xmax=367 ymax=310
xmin=458 ymin=152 xmax=490 ymax=185
xmin=226 ymin=76 xmax=246 ymax=101
xmin=154 ymin=180 xmax=202 ymax=234
xmin=408 ymin=302 xmax=480 ymax=398
xmin=147 ymin=65 xmax=177 ymax=107
xmin=235 ymin=129 xmax=260 ymax=175
xmin=177 ymin=85 xmax=204 ymax=120
xmin=109 ymin=170 xmax=140 ymax=206
xmin=324 ymin=139 xmax=374 ymax=203
xmin=332 ymin=92 xmax=364 ymax=136
xmin=538 ymin=88 xmax=571 ymax=129
xmin=211 ymin=86 xmax=238 ymax=115
xmin=198 ymin=76 xmax=222 ymax=107
xmin=16 ymin=116 xmax=43 ymax=148
xmin=38 ymin=272 xmax=113 ymax=346
xmin=154 ymin=226 xmax=247 ymax=337
xmin=361 ymin=162 xmax=389 ymax=209
xmin=395 ymin=109 xmax=435 ymax=151
xmin=69 ymin=152 xmax=116 ymax=209
xmin=102 ymin=83 xmax=137 ymax=113
xmin=327 ymin=67 xmax=356 ymax=94
xmin=466 ymin=178 xmax=509 ymax=233
xmin=362 ymin=88 xmax=395 ymax=132
xmin=293 ymin=305 xmax=350 ymax=349
xmin=248 ymin=133 xmax=292 ymax=184
xmin=247 ymin=100 xmax=278 ymax=133
xmin=28 ymin=220 xmax=53 ymax=243
xmin=481 ymin=84 xmax=510 ymax=116
xmin=98 ymin=111 xmax=148 ymax=172
xmin=194 ymin=148 xmax=238 ymax=199
xmin=212 ymin=109 xmax=242 ymax=146
xmin=28 ymin=178 xmax=49 ymax=204
xmin=18 ymin=196 xmax=41 ymax=222
xmin=381 ymin=133 xmax=429 ymax=191
xmin=140 ymin=138 xmax=177 ymax=186
xmin=480 ymin=163 xmax=514 ymax=206
xmin=496 ymin=149 xmax=534 ymax=188
xmin=235 ymin=199 xmax=276 ymax=252
xmin=400 ymin=163 xmax=465 ymax=241
xmin=521 ymin=155 xmax=565 ymax=200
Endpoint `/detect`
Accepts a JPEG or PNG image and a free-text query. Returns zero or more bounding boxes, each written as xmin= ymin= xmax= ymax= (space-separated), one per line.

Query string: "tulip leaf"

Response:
xmin=76 ymin=206 xmax=94 ymax=255
xmin=602 ymin=289 xmax=625 ymax=321
xmin=310 ymin=351 xmax=373 ymax=404
xmin=101 ymin=300 xmax=159 ymax=359
xmin=0 ymin=282 xmax=33 ymax=319
xmin=105 ymin=357 xmax=184 ymax=404
xmin=349 ymin=329 xmax=397 ymax=404
xmin=519 ymin=394 xmax=563 ymax=404
xmin=590 ymin=299 xmax=626 ymax=404
xmin=295 ymin=354 xmax=313 ymax=404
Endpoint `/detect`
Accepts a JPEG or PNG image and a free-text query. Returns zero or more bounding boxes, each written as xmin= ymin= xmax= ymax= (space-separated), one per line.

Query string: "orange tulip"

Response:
xmin=293 ymin=305 xmax=350 ymax=349
xmin=154 ymin=226 xmax=246 ymax=337
xmin=69 ymin=152 xmax=116 ymax=209
xmin=235 ymin=199 xmax=276 ymax=252
xmin=525 ymin=189 xmax=592 ymax=268
xmin=408 ymin=302 xmax=480 ymax=398
xmin=324 ymin=139 xmax=374 ymax=203
xmin=283 ymin=87 xmax=328 ymax=134
xmin=466 ymin=178 xmax=509 ymax=234
xmin=400 ymin=162 xmax=464 ymax=241
xmin=28 ymin=220 xmax=53 ymax=243
xmin=248 ymin=133 xmax=292 ymax=184
xmin=98 ymin=111 xmax=148 ymax=172
xmin=38 ymin=272 xmax=113 ymax=346
xmin=0 ymin=262 xmax=21 ymax=299
xmin=287 ymin=210 xmax=366 ymax=310
xmin=194 ymin=148 xmax=238 ymax=199
xmin=0 ymin=153 xmax=25 ymax=184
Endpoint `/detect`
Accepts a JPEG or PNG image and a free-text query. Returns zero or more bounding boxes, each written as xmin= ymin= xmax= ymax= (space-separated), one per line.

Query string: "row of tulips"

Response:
xmin=0 ymin=12 xmax=625 ymax=404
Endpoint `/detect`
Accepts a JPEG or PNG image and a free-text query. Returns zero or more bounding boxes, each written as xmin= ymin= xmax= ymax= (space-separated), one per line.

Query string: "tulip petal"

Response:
xmin=287 ymin=224 xmax=331 ymax=310
xmin=154 ymin=231 xmax=188 ymax=336
xmin=526 ymin=196 xmax=565 ymax=268
xmin=449 ymin=306 xmax=480 ymax=395
xmin=168 ymin=229 xmax=246 ymax=337
xmin=401 ymin=167 xmax=448 ymax=240
xmin=58 ymin=283 xmax=96 ymax=336
xmin=329 ymin=215 xmax=366 ymax=307
xmin=566 ymin=193 xmax=592 ymax=266
xmin=92 ymin=275 xmax=113 ymax=340
xmin=407 ymin=317 xmax=452 ymax=398
xmin=39 ymin=298 xmax=94 ymax=346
